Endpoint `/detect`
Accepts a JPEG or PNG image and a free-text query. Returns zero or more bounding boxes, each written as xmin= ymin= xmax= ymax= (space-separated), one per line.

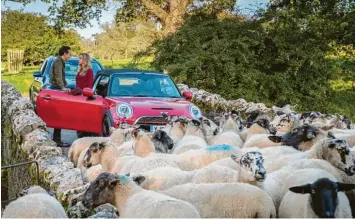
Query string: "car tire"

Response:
xmin=102 ymin=115 xmax=112 ymax=137
xmin=76 ymin=131 xmax=100 ymax=138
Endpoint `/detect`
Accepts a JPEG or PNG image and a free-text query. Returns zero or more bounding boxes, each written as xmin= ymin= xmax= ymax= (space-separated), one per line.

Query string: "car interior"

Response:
xmin=95 ymin=75 xmax=109 ymax=98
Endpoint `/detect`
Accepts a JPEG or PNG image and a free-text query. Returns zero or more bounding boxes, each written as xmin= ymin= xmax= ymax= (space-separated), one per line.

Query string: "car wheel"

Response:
xmin=102 ymin=115 xmax=111 ymax=137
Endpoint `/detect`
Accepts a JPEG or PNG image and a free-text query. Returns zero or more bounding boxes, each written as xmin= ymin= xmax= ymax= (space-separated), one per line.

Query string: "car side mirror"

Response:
xmin=83 ymin=88 xmax=94 ymax=97
xmin=33 ymin=71 xmax=42 ymax=77
xmin=182 ymin=91 xmax=193 ymax=100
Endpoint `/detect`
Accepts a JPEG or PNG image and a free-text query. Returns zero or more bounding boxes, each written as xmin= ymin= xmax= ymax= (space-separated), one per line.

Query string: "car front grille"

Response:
xmin=134 ymin=116 xmax=167 ymax=125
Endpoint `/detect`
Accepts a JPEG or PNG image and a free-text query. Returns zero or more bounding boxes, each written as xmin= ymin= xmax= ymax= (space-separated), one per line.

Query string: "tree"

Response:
xmin=92 ymin=21 xmax=157 ymax=60
xmin=1 ymin=10 xmax=82 ymax=65
xmin=20 ymin=0 xmax=236 ymax=36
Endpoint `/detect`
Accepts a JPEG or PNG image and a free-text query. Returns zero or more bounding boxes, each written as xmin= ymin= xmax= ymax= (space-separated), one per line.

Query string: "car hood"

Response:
xmin=108 ymin=97 xmax=192 ymax=110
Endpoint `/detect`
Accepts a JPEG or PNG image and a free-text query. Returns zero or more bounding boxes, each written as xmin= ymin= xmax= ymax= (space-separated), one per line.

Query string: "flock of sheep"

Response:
xmin=2 ymin=109 xmax=355 ymax=218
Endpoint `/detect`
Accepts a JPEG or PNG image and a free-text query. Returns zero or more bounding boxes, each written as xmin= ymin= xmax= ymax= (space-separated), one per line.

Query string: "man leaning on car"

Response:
xmin=49 ymin=45 xmax=72 ymax=147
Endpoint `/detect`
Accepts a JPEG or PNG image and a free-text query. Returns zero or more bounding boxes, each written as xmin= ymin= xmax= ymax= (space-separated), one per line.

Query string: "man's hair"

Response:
xmin=58 ymin=46 xmax=71 ymax=56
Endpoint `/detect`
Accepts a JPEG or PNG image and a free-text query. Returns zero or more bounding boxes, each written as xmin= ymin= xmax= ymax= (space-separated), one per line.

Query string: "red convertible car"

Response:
xmin=36 ymin=69 xmax=201 ymax=136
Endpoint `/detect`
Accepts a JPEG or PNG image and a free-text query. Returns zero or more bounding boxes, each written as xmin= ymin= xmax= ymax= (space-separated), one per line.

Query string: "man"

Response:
xmin=49 ymin=46 xmax=72 ymax=147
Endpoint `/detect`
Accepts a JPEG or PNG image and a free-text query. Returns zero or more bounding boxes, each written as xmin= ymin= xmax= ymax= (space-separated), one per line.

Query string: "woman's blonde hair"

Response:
xmin=78 ymin=53 xmax=91 ymax=74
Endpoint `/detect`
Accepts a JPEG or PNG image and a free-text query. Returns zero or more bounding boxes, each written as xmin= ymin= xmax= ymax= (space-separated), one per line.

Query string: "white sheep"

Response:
xmin=240 ymin=114 xmax=277 ymax=142
xmin=68 ymin=127 xmax=133 ymax=166
xmin=83 ymin=142 xmax=179 ymax=175
xmin=133 ymin=147 xmax=267 ymax=191
xmin=278 ymin=168 xmax=355 ymax=218
xmin=81 ymin=172 xmax=200 ymax=218
xmin=159 ymin=183 xmax=276 ymax=218
xmin=262 ymin=138 xmax=355 ymax=173
xmin=161 ymin=115 xmax=187 ymax=146
xmin=210 ymin=112 xmax=243 ymax=147
xmin=154 ymin=144 xmax=241 ymax=171
xmin=171 ymin=119 xmax=209 ymax=154
xmin=2 ymin=186 xmax=67 ymax=218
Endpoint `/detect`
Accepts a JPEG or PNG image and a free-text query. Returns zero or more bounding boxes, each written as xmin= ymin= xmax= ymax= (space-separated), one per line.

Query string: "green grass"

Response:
xmin=98 ymin=57 xmax=154 ymax=70
xmin=1 ymin=66 xmax=39 ymax=94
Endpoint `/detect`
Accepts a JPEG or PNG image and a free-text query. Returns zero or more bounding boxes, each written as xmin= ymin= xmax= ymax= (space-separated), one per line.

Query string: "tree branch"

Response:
xmin=142 ymin=0 xmax=168 ymax=20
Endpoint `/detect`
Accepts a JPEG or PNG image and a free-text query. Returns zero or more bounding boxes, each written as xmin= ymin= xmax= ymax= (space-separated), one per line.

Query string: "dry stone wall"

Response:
xmin=176 ymin=83 xmax=296 ymax=117
xmin=1 ymin=81 xmax=84 ymax=213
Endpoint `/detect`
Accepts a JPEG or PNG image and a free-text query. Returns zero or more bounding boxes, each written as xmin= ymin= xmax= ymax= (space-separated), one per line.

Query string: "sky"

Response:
xmin=1 ymin=0 xmax=268 ymax=39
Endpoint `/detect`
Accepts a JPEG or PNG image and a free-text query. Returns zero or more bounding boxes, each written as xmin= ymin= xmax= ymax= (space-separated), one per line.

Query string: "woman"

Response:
xmin=70 ymin=53 xmax=94 ymax=95
xmin=71 ymin=53 xmax=95 ymax=138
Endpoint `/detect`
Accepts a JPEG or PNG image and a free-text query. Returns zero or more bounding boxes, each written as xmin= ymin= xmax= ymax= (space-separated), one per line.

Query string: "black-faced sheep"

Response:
xmin=278 ymin=168 xmax=355 ymax=218
xmin=267 ymin=123 xmax=332 ymax=151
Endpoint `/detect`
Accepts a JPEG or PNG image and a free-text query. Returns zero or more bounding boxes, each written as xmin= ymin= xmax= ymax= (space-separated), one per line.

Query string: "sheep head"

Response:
xmin=289 ymin=178 xmax=355 ymax=218
xmin=270 ymin=112 xmax=297 ymax=133
xmin=151 ymin=130 xmax=174 ymax=152
xmin=268 ymin=124 xmax=319 ymax=149
xmin=231 ymin=149 xmax=266 ymax=182
xmin=82 ymin=173 xmax=145 ymax=210
xmin=83 ymin=142 xmax=106 ymax=168
xmin=220 ymin=110 xmax=244 ymax=132
xmin=321 ymin=138 xmax=355 ymax=176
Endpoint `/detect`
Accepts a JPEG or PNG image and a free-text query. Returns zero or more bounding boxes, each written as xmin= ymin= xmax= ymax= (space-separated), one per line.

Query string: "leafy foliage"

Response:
xmin=92 ymin=21 xmax=157 ymax=60
xmin=1 ymin=10 xmax=82 ymax=65
xmin=148 ymin=1 xmax=355 ymax=120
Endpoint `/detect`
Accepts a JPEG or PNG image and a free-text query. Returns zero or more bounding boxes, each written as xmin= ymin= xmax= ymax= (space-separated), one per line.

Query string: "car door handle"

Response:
xmin=41 ymin=95 xmax=53 ymax=100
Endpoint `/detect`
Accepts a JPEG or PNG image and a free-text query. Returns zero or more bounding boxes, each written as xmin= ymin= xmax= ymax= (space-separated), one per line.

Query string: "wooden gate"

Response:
xmin=7 ymin=49 xmax=24 ymax=73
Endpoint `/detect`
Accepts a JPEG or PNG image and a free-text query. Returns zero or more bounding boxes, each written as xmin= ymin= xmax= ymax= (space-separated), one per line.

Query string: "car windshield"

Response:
xmin=64 ymin=59 xmax=102 ymax=79
xmin=109 ymin=73 xmax=182 ymax=98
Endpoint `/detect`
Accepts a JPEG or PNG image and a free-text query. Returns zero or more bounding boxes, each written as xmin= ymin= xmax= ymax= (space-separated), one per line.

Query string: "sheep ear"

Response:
xmin=289 ymin=184 xmax=311 ymax=194
xmin=300 ymin=112 xmax=311 ymax=119
xmin=268 ymin=136 xmax=282 ymax=143
xmin=231 ymin=154 xmax=239 ymax=162
xmin=108 ymin=176 xmax=120 ymax=187
xmin=133 ymin=129 xmax=139 ymax=139
xmin=98 ymin=142 xmax=106 ymax=149
xmin=213 ymin=127 xmax=220 ymax=135
xmin=132 ymin=176 xmax=146 ymax=185
xmin=109 ymin=127 xmax=116 ymax=135
xmin=327 ymin=132 xmax=336 ymax=139
xmin=321 ymin=124 xmax=336 ymax=131
xmin=276 ymin=111 xmax=285 ymax=116
xmin=192 ymin=119 xmax=201 ymax=126
xmin=256 ymin=119 xmax=268 ymax=128
xmin=154 ymin=130 xmax=162 ymax=140
xmin=337 ymin=183 xmax=355 ymax=192
xmin=203 ymin=119 xmax=211 ymax=127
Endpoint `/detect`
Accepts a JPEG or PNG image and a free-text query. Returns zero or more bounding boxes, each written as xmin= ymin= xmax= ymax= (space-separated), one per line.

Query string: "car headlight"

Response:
xmin=116 ymin=103 xmax=133 ymax=118
xmin=189 ymin=104 xmax=202 ymax=119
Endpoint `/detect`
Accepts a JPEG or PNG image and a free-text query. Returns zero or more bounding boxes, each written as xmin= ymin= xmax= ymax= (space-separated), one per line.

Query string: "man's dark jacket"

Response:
xmin=50 ymin=56 xmax=67 ymax=89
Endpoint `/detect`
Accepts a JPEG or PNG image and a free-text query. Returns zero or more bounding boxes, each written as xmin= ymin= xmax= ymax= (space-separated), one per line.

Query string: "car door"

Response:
xmin=36 ymin=88 xmax=105 ymax=133
xmin=30 ymin=59 xmax=49 ymax=106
